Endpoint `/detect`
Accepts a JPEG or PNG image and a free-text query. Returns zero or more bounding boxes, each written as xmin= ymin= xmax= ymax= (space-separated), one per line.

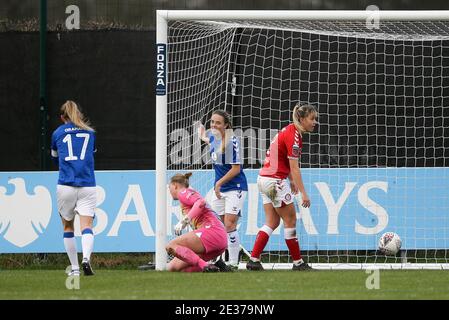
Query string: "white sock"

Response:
xmin=63 ymin=232 xmax=78 ymax=270
xmin=294 ymin=259 xmax=304 ymax=265
xmin=250 ymin=257 xmax=260 ymax=262
xmin=227 ymin=230 xmax=240 ymax=265
xmin=81 ymin=228 xmax=94 ymax=261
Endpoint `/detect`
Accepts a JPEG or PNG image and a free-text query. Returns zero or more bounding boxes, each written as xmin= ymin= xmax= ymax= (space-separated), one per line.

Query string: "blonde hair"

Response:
xmin=292 ymin=103 xmax=317 ymax=133
xmin=212 ymin=110 xmax=232 ymax=153
xmin=170 ymin=172 xmax=193 ymax=188
xmin=60 ymin=100 xmax=94 ymax=131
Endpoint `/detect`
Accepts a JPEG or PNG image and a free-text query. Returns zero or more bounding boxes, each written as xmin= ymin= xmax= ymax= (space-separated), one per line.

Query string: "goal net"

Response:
xmin=157 ymin=11 xmax=449 ymax=270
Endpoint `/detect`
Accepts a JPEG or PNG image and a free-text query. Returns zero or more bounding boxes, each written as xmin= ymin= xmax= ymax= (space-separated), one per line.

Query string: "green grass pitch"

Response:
xmin=1 ymin=269 xmax=448 ymax=300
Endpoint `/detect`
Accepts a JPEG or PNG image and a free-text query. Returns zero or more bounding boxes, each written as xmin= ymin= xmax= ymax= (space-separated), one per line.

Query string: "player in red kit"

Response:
xmin=247 ymin=103 xmax=318 ymax=271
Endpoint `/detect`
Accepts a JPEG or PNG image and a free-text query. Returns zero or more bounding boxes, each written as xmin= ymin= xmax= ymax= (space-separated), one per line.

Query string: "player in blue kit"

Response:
xmin=51 ymin=100 xmax=97 ymax=276
xmin=198 ymin=110 xmax=248 ymax=271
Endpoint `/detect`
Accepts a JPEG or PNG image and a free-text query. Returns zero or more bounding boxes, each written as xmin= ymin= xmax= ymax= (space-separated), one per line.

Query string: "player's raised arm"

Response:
xmin=195 ymin=121 xmax=209 ymax=144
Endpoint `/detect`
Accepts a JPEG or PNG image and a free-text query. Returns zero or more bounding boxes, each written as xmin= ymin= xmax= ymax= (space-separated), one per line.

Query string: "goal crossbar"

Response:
xmin=159 ymin=10 xmax=449 ymax=21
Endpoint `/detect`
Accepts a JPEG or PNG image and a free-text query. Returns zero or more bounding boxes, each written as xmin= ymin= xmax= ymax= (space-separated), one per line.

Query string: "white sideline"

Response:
xmin=237 ymin=263 xmax=449 ymax=270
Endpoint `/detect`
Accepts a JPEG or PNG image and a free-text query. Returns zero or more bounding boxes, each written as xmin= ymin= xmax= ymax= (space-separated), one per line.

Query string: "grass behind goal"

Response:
xmin=1 ymin=269 xmax=448 ymax=300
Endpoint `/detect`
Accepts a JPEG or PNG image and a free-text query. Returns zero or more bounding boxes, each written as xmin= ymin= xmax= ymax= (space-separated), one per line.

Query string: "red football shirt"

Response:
xmin=259 ymin=124 xmax=302 ymax=179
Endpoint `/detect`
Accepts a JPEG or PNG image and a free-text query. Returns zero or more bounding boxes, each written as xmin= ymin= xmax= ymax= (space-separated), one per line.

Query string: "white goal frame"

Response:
xmin=155 ymin=10 xmax=449 ymax=271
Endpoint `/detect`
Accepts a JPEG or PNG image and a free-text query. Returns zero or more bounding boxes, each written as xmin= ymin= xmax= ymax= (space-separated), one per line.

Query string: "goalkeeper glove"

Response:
xmin=174 ymin=216 xmax=190 ymax=236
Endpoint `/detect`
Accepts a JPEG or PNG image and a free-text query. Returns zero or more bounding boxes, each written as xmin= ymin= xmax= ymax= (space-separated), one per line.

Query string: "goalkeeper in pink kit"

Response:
xmin=166 ymin=173 xmax=227 ymax=272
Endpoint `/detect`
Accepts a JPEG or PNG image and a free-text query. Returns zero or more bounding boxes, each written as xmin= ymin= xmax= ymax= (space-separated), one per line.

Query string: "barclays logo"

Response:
xmin=0 ymin=178 xmax=52 ymax=247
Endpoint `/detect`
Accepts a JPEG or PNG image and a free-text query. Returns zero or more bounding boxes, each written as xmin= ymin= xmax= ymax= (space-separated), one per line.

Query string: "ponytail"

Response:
xmin=170 ymin=172 xmax=192 ymax=188
xmin=292 ymin=103 xmax=317 ymax=133
xmin=60 ymin=100 xmax=95 ymax=132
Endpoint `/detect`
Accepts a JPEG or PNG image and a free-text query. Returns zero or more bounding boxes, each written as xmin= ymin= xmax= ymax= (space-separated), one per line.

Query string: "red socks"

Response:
xmin=251 ymin=230 xmax=270 ymax=260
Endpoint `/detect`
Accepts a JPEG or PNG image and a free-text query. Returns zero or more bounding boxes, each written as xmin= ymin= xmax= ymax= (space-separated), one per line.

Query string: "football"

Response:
xmin=378 ymin=232 xmax=402 ymax=256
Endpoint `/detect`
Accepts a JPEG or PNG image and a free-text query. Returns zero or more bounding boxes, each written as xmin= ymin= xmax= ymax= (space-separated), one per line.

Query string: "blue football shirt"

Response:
xmin=208 ymin=131 xmax=248 ymax=192
xmin=51 ymin=122 xmax=96 ymax=187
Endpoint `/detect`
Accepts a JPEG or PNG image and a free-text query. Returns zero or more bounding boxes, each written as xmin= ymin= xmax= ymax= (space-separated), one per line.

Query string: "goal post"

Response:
xmin=155 ymin=12 xmax=168 ymax=270
xmin=155 ymin=10 xmax=449 ymax=270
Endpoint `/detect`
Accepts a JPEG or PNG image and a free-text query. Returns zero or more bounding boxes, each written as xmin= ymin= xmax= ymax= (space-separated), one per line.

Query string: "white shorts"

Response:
xmin=257 ymin=176 xmax=294 ymax=208
xmin=211 ymin=189 xmax=247 ymax=216
xmin=57 ymin=185 xmax=97 ymax=221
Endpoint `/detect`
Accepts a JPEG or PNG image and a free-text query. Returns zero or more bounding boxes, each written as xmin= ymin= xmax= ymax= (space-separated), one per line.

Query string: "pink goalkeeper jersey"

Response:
xmin=177 ymin=188 xmax=222 ymax=230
